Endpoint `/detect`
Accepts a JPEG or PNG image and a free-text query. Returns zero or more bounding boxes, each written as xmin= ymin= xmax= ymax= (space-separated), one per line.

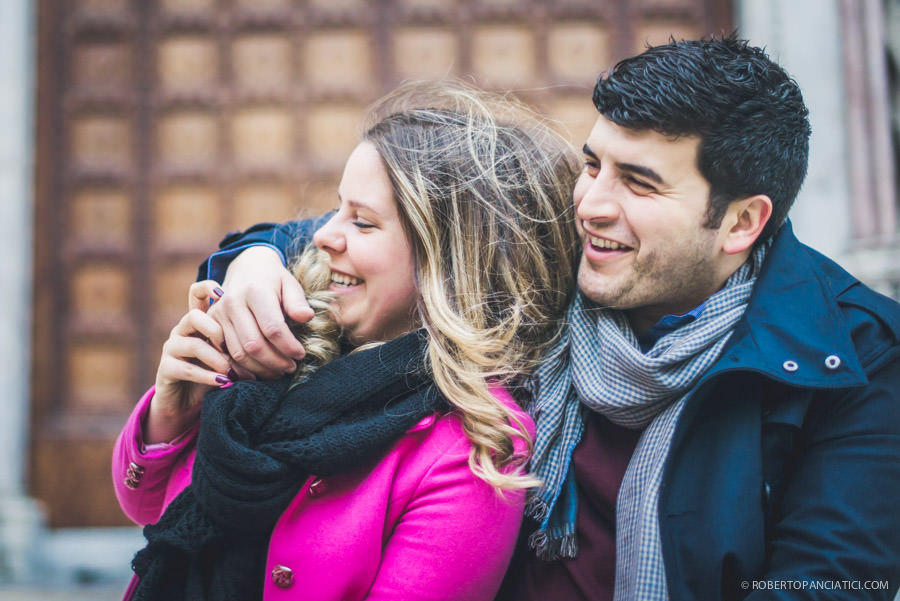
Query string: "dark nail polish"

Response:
xmin=215 ymin=374 xmax=231 ymax=385
xmin=213 ymin=286 xmax=225 ymax=298
xmin=227 ymin=368 xmax=238 ymax=381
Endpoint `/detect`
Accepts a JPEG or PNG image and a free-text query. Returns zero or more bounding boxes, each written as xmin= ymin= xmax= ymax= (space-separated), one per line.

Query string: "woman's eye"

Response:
xmin=352 ymin=221 xmax=376 ymax=229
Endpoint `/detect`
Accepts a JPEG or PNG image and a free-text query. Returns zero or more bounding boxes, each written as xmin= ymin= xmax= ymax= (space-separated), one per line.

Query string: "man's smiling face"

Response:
xmin=574 ymin=115 xmax=737 ymax=332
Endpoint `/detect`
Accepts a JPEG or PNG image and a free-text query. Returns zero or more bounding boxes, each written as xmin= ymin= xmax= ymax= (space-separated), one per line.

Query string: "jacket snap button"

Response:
xmin=782 ymin=360 xmax=799 ymax=372
xmin=271 ymin=564 xmax=294 ymax=589
xmin=308 ymin=477 xmax=327 ymax=497
xmin=824 ymin=354 xmax=841 ymax=370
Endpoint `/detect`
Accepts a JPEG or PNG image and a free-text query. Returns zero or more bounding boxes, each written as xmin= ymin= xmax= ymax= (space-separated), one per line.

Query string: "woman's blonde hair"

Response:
xmin=287 ymin=246 xmax=341 ymax=384
xmin=360 ymin=80 xmax=581 ymax=489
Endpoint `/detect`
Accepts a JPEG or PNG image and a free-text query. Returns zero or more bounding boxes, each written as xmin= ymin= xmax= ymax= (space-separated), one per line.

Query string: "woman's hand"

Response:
xmin=145 ymin=281 xmax=232 ymax=444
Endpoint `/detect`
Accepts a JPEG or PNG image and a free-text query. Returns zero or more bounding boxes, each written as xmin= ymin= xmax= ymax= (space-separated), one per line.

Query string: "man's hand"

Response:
xmin=206 ymin=246 xmax=314 ymax=380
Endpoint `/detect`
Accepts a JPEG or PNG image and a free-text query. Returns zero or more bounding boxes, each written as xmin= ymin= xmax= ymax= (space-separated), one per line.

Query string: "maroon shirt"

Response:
xmin=497 ymin=411 xmax=642 ymax=601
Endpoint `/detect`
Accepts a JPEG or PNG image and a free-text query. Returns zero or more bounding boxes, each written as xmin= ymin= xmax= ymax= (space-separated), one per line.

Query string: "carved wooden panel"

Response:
xmin=394 ymin=27 xmax=459 ymax=79
xmin=34 ymin=0 xmax=733 ymax=527
xmin=472 ymin=24 xmax=538 ymax=88
xmin=548 ymin=23 xmax=612 ymax=83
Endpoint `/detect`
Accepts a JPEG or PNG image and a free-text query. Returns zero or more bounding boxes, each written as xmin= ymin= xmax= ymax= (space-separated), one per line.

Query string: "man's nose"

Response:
xmin=576 ymin=173 xmax=622 ymax=224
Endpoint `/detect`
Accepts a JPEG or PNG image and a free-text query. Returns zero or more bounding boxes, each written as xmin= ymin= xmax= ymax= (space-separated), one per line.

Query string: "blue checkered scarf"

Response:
xmin=526 ymin=243 xmax=768 ymax=600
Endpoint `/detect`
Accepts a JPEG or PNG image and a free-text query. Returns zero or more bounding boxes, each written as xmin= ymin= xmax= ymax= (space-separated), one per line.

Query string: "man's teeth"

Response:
xmin=331 ymin=272 xmax=362 ymax=286
xmin=589 ymin=236 xmax=628 ymax=250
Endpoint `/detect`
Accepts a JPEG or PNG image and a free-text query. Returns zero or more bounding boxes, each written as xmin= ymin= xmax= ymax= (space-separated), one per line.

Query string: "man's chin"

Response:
xmin=577 ymin=285 xmax=624 ymax=309
xmin=577 ymin=271 xmax=617 ymax=306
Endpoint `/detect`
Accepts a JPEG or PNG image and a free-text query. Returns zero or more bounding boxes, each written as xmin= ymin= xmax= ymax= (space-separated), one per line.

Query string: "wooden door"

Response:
xmin=32 ymin=0 xmax=733 ymax=528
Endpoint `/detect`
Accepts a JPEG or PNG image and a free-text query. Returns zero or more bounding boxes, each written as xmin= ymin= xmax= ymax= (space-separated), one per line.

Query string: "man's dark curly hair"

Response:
xmin=592 ymin=35 xmax=811 ymax=243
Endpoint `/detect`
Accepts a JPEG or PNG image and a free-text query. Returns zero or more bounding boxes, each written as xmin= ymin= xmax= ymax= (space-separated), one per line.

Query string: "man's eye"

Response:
xmin=626 ymin=177 xmax=655 ymax=193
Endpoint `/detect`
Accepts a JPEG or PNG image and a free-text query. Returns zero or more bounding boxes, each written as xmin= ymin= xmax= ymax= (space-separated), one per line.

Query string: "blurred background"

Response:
xmin=0 ymin=0 xmax=897 ymax=597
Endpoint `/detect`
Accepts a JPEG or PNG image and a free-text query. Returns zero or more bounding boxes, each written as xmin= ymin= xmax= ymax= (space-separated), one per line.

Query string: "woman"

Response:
xmin=113 ymin=79 xmax=581 ymax=601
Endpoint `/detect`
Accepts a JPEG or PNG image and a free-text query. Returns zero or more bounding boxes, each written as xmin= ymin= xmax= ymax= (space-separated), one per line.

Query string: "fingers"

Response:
xmin=210 ymin=293 xmax=297 ymax=380
xmin=162 ymin=309 xmax=232 ymax=381
xmin=156 ymin=345 xmax=230 ymax=390
xmin=281 ymin=272 xmax=315 ymax=325
xmin=171 ymin=308 xmax=227 ymax=354
xmin=208 ymin=245 xmax=311 ymax=378
xmin=247 ymin=276 xmax=308 ymax=359
xmin=188 ymin=280 xmax=225 ymax=312
xmin=184 ymin=286 xmax=294 ymax=379
xmin=153 ymin=309 xmax=234 ymax=433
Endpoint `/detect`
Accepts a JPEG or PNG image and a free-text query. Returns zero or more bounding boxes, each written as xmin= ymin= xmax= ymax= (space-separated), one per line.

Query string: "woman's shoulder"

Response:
xmin=404 ymin=385 xmax=534 ymax=458
xmin=352 ymin=385 xmax=533 ymax=512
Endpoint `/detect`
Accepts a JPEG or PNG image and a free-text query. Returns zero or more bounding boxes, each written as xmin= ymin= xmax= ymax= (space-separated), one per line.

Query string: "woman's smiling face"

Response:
xmin=312 ymin=142 xmax=419 ymax=345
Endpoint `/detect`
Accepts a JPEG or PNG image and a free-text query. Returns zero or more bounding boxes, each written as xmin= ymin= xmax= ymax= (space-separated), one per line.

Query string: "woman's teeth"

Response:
xmin=331 ymin=272 xmax=362 ymax=286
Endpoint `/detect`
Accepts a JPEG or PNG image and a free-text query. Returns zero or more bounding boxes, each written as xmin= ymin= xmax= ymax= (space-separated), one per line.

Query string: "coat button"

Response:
xmin=272 ymin=564 xmax=294 ymax=589
xmin=308 ymin=477 xmax=328 ymax=497
xmin=824 ymin=354 xmax=841 ymax=370
xmin=782 ymin=360 xmax=799 ymax=372
xmin=125 ymin=461 xmax=145 ymax=489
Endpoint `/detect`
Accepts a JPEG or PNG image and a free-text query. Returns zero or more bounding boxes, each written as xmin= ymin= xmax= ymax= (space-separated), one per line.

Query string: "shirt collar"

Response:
xmin=636 ymin=300 xmax=708 ymax=353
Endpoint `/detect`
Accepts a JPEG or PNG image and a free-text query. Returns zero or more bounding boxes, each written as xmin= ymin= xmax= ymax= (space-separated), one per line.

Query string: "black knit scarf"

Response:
xmin=129 ymin=330 xmax=445 ymax=601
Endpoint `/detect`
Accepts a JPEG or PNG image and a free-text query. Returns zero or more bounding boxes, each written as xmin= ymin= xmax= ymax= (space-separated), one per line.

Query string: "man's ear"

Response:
xmin=721 ymin=194 xmax=772 ymax=255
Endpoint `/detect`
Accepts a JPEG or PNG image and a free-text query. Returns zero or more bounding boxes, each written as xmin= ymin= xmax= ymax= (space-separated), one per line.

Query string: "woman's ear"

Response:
xmin=721 ymin=194 xmax=773 ymax=255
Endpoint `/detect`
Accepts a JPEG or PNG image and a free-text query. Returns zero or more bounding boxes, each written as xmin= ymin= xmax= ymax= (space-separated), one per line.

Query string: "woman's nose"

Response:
xmin=313 ymin=214 xmax=345 ymax=254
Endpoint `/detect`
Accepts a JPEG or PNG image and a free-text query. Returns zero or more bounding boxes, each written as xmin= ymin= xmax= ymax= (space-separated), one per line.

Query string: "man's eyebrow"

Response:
xmin=583 ymin=143 xmax=666 ymax=185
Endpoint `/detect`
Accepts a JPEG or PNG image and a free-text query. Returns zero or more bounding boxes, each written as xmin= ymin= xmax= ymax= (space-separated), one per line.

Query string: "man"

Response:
xmin=196 ymin=37 xmax=900 ymax=599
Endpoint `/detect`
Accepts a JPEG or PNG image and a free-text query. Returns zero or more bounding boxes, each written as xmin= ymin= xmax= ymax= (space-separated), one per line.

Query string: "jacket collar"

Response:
xmin=708 ymin=221 xmax=868 ymax=389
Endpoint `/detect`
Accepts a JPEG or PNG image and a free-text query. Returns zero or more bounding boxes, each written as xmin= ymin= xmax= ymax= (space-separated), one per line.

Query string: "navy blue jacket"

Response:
xmin=195 ymin=216 xmax=329 ymax=283
xmin=659 ymin=223 xmax=900 ymax=599
xmin=199 ymin=220 xmax=900 ymax=599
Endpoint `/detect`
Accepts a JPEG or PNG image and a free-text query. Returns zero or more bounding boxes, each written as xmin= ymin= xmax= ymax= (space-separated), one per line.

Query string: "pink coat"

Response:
xmin=113 ymin=386 xmax=533 ymax=601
